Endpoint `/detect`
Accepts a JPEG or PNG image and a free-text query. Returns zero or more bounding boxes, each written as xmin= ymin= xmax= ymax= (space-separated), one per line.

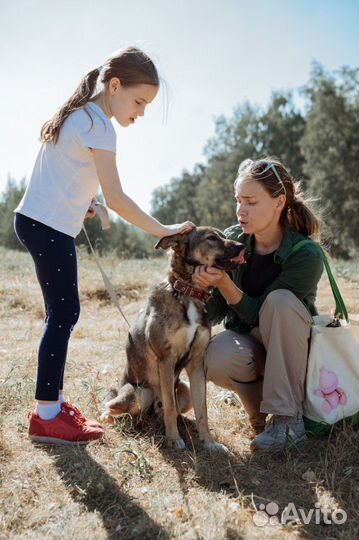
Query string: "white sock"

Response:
xmin=36 ymin=402 xmax=61 ymax=420
xmin=59 ymin=393 xmax=65 ymax=405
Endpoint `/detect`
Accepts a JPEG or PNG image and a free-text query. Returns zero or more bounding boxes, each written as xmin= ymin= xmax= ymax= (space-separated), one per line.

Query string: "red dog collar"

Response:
xmin=169 ymin=275 xmax=213 ymax=303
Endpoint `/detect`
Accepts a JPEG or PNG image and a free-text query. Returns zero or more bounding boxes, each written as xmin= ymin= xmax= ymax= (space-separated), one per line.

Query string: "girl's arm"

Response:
xmin=92 ymin=149 xmax=194 ymax=237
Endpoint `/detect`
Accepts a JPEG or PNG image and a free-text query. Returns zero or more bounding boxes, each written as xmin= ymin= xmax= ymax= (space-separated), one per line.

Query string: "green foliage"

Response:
xmin=259 ymin=93 xmax=306 ymax=184
xmin=106 ymin=219 xmax=157 ymax=259
xmin=0 ymin=176 xmax=26 ymax=249
xmin=150 ymin=166 xmax=203 ymax=225
xmin=152 ymin=64 xmax=358 ymax=258
xmin=77 ymin=194 xmax=158 ymax=258
xmin=196 ymin=103 xmax=262 ymax=228
xmin=152 ymin=96 xmax=307 ymax=231
xmin=300 ymin=64 xmax=359 ymax=258
xmin=1 ymin=63 xmax=358 ymax=259
xmin=1 ymin=182 xmax=157 ymax=258
xmin=74 ymin=216 xmax=158 ymax=259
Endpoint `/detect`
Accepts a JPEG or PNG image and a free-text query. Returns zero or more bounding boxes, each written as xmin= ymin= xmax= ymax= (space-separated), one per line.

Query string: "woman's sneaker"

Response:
xmin=251 ymin=414 xmax=307 ymax=450
xmin=28 ymin=407 xmax=104 ymax=445
xmin=61 ymin=402 xmax=102 ymax=428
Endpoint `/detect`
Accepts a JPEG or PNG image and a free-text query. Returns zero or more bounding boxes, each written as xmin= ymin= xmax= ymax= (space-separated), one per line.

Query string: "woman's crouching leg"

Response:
xmin=204 ymin=330 xmax=266 ymax=430
xmin=259 ymin=289 xmax=312 ymax=416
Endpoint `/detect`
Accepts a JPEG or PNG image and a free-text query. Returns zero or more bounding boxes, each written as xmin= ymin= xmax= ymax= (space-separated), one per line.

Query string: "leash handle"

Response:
xmin=90 ymin=201 xmax=111 ymax=230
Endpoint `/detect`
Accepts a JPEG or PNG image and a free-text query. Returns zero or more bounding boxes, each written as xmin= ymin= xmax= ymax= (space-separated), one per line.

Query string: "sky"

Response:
xmin=0 ymin=0 xmax=358 ymax=213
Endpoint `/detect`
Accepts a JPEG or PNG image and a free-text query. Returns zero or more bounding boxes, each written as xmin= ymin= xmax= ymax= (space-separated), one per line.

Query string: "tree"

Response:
xmin=3 ymin=64 xmax=357 ymax=260
xmin=196 ymin=103 xmax=262 ymax=228
xmin=107 ymin=218 xmax=157 ymax=259
xmin=0 ymin=176 xmax=26 ymax=249
xmin=259 ymin=92 xmax=306 ymax=184
xmin=151 ymin=166 xmax=204 ymax=225
xmin=301 ymin=63 xmax=359 ymax=257
xmin=0 ymin=179 xmax=157 ymax=258
xmin=152 ymin=96 xmax=306 ymax=231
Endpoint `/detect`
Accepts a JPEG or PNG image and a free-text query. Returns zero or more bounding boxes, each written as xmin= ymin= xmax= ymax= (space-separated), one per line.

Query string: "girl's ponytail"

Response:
xmin=40 ymin=67 xmax=100 ymax=144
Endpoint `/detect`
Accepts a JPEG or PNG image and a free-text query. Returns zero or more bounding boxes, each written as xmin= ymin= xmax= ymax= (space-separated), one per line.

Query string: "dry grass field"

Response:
xmin=0 ymin=245 xmax=358 ymax=540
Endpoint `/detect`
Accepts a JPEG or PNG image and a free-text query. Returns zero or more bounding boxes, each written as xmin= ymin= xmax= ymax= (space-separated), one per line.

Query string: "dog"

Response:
xmin=101 ymin=227 xmax=244 ymax=451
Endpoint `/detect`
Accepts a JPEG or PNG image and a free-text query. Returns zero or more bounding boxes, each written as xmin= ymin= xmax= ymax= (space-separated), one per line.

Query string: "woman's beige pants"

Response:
xmin=204 ymin=290 xmax=313 ymax=421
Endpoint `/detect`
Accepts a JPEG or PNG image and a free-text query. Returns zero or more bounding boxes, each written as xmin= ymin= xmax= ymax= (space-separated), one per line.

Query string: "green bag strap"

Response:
xmin=290 ymin=239 xmax=349 ymax=322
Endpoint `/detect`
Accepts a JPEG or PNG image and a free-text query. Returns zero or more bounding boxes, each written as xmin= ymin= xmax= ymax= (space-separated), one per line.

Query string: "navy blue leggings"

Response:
xmin=14 ymin=213 xmax=80 ymax=401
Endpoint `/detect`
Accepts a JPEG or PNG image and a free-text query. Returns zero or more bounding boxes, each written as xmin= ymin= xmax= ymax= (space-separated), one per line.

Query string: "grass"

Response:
xmin=0 ymin=245 xmax=358 ymax=540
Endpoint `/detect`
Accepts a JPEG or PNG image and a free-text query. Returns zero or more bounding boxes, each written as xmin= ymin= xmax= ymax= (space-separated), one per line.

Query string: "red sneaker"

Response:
xmin=61 ymin=402 xmax=102 ymax=428
xmin=28 ymin=408 xmax=104 ymax=445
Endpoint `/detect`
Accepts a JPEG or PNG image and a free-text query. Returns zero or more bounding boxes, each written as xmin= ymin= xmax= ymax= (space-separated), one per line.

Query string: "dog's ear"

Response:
xmin=214 ymin=228 xmax=226 ymax=239
xmin=154 ymin=233 xmax=189 ymax=251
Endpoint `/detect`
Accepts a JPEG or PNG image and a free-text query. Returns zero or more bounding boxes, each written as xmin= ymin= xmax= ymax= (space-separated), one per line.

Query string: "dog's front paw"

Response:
xmin=203 ymin=441 xmax=229 ymax=453
xmin=166 ymin=437 xmax=186 ymax=450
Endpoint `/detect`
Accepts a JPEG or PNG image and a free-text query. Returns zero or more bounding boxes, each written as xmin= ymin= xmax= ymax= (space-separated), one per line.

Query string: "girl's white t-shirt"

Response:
xmin=15 ymin=102 xmax=116 ymax=238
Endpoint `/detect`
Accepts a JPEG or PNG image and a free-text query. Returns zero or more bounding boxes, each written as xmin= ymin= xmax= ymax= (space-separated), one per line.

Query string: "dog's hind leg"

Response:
xmin=158 ymin=360 xmax=186 ymax=449
xmin=101 ymin=383 xmax=154 ymax=423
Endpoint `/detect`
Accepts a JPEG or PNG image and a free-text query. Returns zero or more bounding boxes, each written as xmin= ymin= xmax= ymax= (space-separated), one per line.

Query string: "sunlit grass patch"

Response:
xmin=1 ymin=246 xmax=358 ymax=539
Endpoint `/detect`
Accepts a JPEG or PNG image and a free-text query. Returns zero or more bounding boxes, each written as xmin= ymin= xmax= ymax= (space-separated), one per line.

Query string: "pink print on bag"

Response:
xmin=313 ymin=366 xmax=348 ymax=414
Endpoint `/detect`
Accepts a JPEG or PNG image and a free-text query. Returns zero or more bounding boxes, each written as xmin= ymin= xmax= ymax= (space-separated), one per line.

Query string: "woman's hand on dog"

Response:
xmin=193 ymin=266 xmax=229 ymax=289
xmin=193 ymin=266 xmax=244 ymax=305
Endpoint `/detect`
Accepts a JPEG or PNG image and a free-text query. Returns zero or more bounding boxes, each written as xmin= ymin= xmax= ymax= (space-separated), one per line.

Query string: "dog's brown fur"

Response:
xmin=102 ymin=227 xmax=243 ymax=451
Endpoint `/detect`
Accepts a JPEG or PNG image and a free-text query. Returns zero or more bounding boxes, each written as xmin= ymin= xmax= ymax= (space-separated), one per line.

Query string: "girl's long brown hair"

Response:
xmin=40 ymin=47 xmax=159 ymax=144
xmin=235 ymin=157 xmax=321 ymax=238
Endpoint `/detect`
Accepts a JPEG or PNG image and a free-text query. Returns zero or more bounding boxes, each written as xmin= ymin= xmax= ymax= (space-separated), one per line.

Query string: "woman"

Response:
xmin=193 ymin=157 xmax=323 ymax=450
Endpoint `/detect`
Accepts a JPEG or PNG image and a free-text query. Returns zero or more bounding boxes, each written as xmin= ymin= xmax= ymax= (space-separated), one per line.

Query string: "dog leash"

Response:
xmin=82 ymin=202 xmax=130 ymax=328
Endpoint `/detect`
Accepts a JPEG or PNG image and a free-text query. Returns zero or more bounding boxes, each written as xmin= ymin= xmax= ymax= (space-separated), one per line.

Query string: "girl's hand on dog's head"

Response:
xmin=164 ymin=221 xmax=196 ymax=235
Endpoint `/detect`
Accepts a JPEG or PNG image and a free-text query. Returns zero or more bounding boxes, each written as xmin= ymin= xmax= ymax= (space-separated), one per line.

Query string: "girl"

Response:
xmin=193 ymin=157 xmax=323 ymax=450
xmin=14 ymin=46 xmax=195 ymax=445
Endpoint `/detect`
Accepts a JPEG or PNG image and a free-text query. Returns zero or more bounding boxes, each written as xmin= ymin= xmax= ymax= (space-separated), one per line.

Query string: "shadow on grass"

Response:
xmin=120 ymin=412 xmax=358 ymax=539
xmin=110 ymin=414 xmax=249 ymax=540
xmin=41 ymin=443 xmax=170 ymax=540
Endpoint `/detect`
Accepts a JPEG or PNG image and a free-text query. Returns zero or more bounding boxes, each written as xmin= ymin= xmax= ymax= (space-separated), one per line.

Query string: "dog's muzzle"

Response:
xmin=214 ymin=244 xmax=245 ymax=270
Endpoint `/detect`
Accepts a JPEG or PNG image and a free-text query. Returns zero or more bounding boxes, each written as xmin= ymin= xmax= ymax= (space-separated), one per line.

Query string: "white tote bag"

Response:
xmin=290 ymin=240 xmax=359 ymax=432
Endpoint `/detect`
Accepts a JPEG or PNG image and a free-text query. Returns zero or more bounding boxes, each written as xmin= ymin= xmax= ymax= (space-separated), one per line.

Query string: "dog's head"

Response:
xmin=155 ymin=226 xmax=244 ymax=270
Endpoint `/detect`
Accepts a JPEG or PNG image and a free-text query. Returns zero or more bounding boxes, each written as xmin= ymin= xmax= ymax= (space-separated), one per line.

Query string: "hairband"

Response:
xmin=251 ymin=161 xmax=287 ymax=197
